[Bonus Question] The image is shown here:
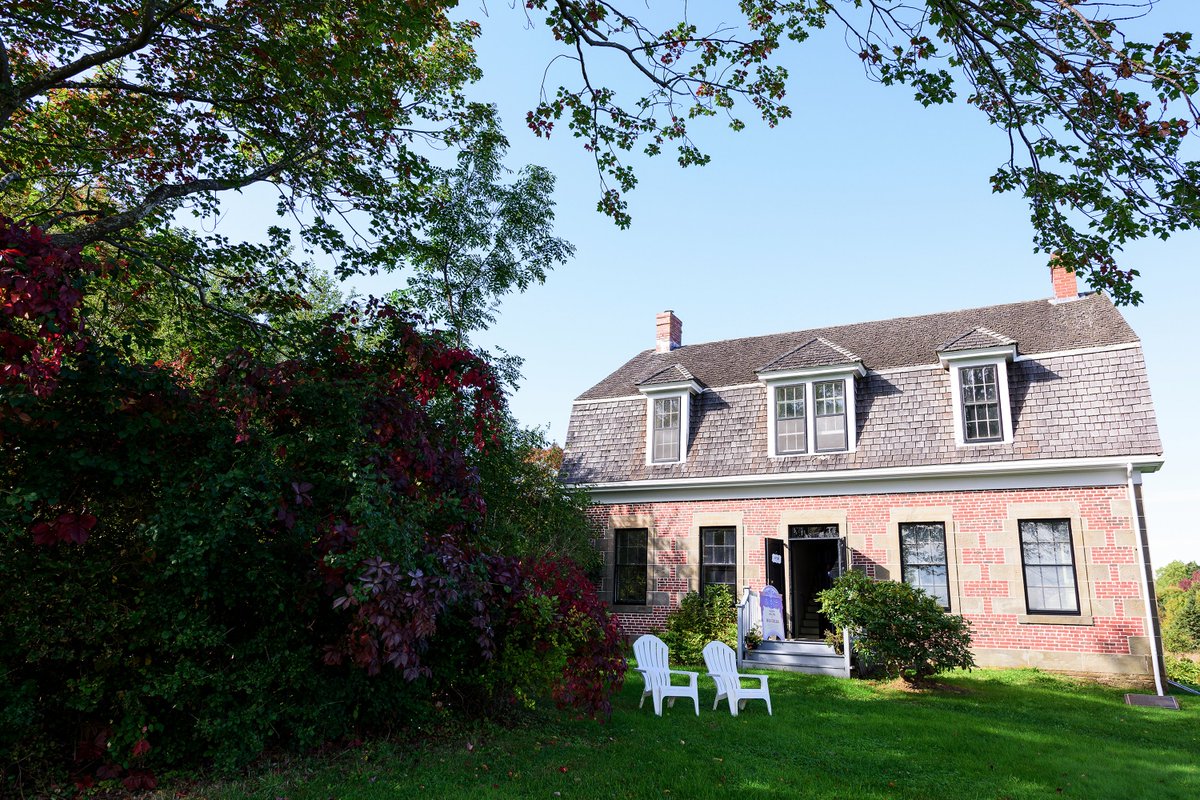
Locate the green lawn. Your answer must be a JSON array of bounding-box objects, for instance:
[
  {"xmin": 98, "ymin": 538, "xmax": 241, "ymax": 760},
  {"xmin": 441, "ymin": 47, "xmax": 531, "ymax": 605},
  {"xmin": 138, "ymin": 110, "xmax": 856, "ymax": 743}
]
[{"xmin": 180, "ymin": 669, "xmax": 1199, "ymax": 800}]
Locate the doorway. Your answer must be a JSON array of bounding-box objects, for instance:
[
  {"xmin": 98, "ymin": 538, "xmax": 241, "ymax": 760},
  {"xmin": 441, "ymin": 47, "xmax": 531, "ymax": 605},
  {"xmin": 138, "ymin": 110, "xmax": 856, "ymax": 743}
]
[{"xmin": 788, "ymin": 537, "xmax": 840, "ymax": 640}]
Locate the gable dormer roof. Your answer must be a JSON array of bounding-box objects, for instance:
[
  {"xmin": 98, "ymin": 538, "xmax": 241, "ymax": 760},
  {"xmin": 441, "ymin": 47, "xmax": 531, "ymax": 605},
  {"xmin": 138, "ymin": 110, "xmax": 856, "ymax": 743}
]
[
  {"xmin": 636, "ymin": 363, "xmax": 698, "ymax": 387},
  {"xmin": 757, "ymin": 336, "xmax": 861, "ymax": 372},
  {"xmin": 938, "ymin": 326, "xmax": 1017, "ymax": 353}
]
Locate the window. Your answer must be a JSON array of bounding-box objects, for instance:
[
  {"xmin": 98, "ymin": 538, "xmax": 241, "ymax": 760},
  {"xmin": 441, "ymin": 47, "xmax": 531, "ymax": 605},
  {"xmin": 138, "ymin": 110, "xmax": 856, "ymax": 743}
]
[
  {"xmin": 813, "ymin": 380, "xmax": 847, "ymax": 452},
  {"xmin": 959, "ymin": 364, "xmax": 1003, "ymax": 443},
  {"xmin": 1019, "ymin": 519, "xmax": 1080, "ymax": 614},
  {"xmin": 774, "ymin": 385, "xmax": 806, "ymax": 454},
  {"xmin": 899, "ymin": 522, "xmax": 950, "ymax": 609},
  {"xmin": 613, "ymin": 528, "xmax": 648, "ymax": 605},
  {"xmin": 700, "ymin": 526, "xmax": 736, "ymax": 596},
  {"xmin": 788, "ymin": 524, "xmax": 840, "ymax": 540},
  {"xmin": 651, "ymin": 396, "xmax": 680, "ymax": 462}
]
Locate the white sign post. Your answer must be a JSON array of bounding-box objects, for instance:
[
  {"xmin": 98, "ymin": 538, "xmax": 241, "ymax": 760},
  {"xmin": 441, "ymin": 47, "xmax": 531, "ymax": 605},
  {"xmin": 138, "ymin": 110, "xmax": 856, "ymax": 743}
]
[{"xmin": 759, "ymin": 585, "xmax": 785, "ymax": 641}]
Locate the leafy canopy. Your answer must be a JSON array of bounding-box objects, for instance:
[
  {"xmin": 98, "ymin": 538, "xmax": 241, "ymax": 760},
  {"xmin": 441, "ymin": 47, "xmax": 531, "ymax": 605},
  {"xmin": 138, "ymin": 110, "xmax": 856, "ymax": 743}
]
[
  {"xmin": 2, "ymin": 1, "xmax": 1197, "ymax": 307},
  {"xmin": 529, "ymin": 0, "xmax": 1200, "ymax": 304}
]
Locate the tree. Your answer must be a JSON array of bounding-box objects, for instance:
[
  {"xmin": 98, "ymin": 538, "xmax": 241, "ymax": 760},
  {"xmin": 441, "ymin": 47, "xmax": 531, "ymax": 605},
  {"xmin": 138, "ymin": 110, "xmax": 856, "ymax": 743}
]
[
  {"xmin": 397, "ymin": 125, "xmax": 575, "ymax": 349},
  {"xmin": 3, "ymin": 1, "xmax": 1197, "ymax": 309},
  {"xmin": 1156, "ymin": 559, "xmax": 1200, "ymax": 593}
]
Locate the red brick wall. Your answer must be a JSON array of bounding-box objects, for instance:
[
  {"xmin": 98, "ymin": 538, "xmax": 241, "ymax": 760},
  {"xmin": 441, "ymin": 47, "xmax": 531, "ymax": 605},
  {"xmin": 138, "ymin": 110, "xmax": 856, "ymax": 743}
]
[{"xmin": 589, "ymin": 485, "xmax": 1152, "ymax": 675}]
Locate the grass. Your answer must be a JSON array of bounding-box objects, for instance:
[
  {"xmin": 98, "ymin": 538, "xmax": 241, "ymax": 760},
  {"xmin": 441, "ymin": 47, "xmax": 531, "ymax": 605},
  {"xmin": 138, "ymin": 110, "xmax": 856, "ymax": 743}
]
[{"xmin": 171, "ymin": 669, "xmax": 1199, "ymax": 800}]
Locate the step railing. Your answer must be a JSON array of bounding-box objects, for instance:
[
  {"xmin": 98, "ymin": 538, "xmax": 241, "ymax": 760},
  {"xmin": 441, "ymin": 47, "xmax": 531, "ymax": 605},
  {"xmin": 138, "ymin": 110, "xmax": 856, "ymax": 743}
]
[{"xmin": 735, "ymin": 586, "xmax": 760, "ymax": 669}]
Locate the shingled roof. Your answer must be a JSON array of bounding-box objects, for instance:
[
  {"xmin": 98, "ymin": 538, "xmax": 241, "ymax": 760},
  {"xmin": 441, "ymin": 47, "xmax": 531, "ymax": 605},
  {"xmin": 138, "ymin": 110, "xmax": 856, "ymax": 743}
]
[{"xmin": 576, "ymin": 293, "xmax": 1136, "ymax": 401}]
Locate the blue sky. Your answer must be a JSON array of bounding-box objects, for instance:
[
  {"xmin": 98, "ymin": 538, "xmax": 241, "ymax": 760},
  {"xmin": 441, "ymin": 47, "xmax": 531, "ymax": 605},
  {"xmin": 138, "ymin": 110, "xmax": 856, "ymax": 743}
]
[{"xmin": 209, "ymin": 4, "xmax": 1200, "ymax": 566}]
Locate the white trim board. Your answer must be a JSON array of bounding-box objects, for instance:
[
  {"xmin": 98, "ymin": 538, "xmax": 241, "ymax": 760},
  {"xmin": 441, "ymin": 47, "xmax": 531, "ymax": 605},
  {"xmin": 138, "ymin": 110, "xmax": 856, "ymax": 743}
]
[{"xmin": 571, "ymin": 456, "xmax": 1163, "ymax": 505}]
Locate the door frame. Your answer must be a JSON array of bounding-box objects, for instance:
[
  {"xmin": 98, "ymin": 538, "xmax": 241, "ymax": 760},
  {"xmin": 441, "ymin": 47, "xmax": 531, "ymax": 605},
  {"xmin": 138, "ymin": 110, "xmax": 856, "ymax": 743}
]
[{"xmin": 786, "ymin": 525, "xmax": 846, "ymax": 639}]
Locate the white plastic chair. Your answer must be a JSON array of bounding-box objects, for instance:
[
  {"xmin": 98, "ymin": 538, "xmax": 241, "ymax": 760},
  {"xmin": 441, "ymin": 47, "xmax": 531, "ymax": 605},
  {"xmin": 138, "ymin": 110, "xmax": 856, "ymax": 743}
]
[
  {"xmin": 702, "ymin": 640, "xmax": 772, "ymax": 717},
  {"xmin": 632, "ymin": 634, "xmax": 699, "ymax": 716}
]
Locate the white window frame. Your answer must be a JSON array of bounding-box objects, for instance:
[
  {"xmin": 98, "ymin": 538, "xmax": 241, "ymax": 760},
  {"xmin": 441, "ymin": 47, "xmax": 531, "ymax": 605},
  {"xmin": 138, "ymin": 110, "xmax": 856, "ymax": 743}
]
[
  {"xmin": 759, "ymin": 363, "xmax": 865, "ymax": 458},
  {"xmin": 939, "ymin": 345, "xmax": 1016, "ymax": 447},
  {"xmin": 639, "ymin": 380, "xmax": 700, "ymax": 466}
]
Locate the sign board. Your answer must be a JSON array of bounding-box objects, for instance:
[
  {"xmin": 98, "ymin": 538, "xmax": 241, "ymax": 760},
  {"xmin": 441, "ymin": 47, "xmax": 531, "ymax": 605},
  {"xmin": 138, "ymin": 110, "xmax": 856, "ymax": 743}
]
[
  {"xmin": 1124, "ymin": 694, "xmax": 1180, "ymax": 710},
  {"xmin": 759, "ymin": 585, "xmax": 785, "ymax": 641}
]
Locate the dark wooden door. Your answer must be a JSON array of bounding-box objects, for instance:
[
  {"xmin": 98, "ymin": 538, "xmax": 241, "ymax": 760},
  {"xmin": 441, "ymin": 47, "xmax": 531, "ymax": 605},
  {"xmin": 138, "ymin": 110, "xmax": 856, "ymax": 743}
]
[{"xmin": 765, "ymin": 538, "xmax": 787, "ymax": 637}]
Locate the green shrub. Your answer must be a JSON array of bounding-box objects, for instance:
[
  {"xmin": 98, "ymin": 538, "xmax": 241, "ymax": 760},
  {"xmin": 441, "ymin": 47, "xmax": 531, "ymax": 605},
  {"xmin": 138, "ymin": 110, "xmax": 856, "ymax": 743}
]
[
  {"xmin": 1165, "ymin": 654, "xmax": 1200, "ymax": 690},
  {"xmin": 661, "ymin": 586, "xmax": 737, "ymax": 666},
  {"xmin": 818, "ymin": 570, "xmax": 975, "ymax": 684},
  {"xmin": 1164, "ymin": 591, "xmax": 1200, "ymax": 653}
]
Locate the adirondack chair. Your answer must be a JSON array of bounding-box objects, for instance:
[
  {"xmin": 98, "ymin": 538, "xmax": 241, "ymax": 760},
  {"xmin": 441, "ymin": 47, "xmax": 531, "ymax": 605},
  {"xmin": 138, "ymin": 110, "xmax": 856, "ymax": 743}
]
[
  {"xmin": 632, "ymin": 634, "xmax": 700, "ymax": 716},
  {"xmin": 702, "ymin": 640, "xmax": 772, "ymax": 717}
]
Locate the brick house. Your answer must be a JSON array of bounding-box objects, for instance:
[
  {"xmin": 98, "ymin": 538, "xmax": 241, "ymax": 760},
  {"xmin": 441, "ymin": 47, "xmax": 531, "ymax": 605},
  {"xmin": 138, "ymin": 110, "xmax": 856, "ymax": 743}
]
[{"xmin": 562, "ymin": 266, "xmax": 1166, "ymax": 682}]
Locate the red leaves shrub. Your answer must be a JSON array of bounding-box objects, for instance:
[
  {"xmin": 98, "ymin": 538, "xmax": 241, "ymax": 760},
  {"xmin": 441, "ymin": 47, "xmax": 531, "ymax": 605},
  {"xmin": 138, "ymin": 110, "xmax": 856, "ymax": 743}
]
[
  {"xmin": 0, "ymin": 217, "xmax": 96, "ymax": 398},
  {"xmin": 30, "ymin": 513, "xmax": 97, "ymax": 545},
  {"xmin": 0, "ymin": 217, "xmax": 620, "ymax": 786},
  {"xmin": 422, "ymin": 555, "xmax": 626, "ymax": 718}
]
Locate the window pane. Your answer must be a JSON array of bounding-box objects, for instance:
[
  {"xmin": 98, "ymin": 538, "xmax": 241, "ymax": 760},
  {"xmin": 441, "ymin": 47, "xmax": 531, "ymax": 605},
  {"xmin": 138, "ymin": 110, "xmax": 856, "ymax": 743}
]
[
  {"xmin": 815, "ymin": 415, "xmax": 846, "ymax": 450},
  {"xmin": 1019, "ymin": 519, "xmax": 1078, "ymax": 613},
  {"xmin": 900, "ymin": 522, "xmax": 950, "ymax": 609},
  {"xmin": 775, "ymin": 385, "xmax": 805, "ymax": 419},
  {"xmin": 814, "ymin": 380, "xmax": 845, "ymax": 415},
  {"xmin": 652, "ymin": 396, "xmax": 681, "ymax": 462},
  {"xmin": 614, "ymin": 529, "xmax": 648, "ymax": 604},
  {"xmin": 776, "ymin": 417, "xmax": 806, "ymax": 454}
]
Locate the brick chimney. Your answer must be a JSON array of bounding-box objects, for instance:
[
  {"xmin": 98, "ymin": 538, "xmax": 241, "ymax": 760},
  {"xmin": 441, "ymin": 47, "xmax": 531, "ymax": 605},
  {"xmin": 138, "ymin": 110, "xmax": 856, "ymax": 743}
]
[
  {"xmin": 655, "ymin": 310, "xmax": 682, "ymax": 353},
  {"xmin": 1050, "ymin": 258, "xmax": 1079, "ymax": 300}
]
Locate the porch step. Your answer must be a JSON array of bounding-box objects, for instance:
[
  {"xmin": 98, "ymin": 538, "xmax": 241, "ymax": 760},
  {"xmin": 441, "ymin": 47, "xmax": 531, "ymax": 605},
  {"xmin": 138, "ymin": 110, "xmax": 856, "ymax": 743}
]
[{"xmin": 744, "ymin": 639, "xmax": 850, "ymax": 677}]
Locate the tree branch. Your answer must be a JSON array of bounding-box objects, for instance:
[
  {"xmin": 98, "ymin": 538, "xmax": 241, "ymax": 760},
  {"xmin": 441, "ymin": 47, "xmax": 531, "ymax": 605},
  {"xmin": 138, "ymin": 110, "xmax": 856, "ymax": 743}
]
[
  {"xmin": 48, "ymin": 156, "xmax": 299, "ymax": 248},
  {"xmin": 3, "ymin": 0, "xmax": 189, "ymax": 126}
]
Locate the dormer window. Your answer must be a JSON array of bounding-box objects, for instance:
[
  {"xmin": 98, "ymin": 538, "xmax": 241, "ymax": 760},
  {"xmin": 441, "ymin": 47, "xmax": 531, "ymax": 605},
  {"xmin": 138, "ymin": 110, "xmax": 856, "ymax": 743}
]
[
  {"xmin": 938, "ymin": 327, "xmax": 1017, "ymax": 447},
  {"xmin": 651, "ymin": 396, "xmax": 681, "ymax": 462},
  {"xmin": 636, "ymin": 364, "xmax": 702, "ymax": 466},
  {"xmin": 758, "ymin": 337, "xmax": 865, "ymax": 458},
  {"xmin": 959, "ymin": 364, "xmax": 1003, "ymax": 443}
]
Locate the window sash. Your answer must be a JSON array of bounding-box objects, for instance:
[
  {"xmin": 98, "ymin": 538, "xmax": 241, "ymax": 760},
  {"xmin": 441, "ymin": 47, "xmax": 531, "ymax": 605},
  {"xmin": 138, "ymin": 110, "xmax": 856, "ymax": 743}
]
[
  {"xmin": 651, "ymin": 396, "xmax": 681, "ymax": 462},
  {"xmin": 775, "ymin": 385, "xmax": 807, "ymax": 454},
  {"xmin": 899, "ymin": 522, "xmax": 950, "ymax": 609},
  {"xmin": 960, "ymin": 365, "xmax": 1003, "ymax": 442},
  {"xmin": 614, "ymin": 528, "xmax": 648, "ymax": 605},
  {"xmin": 700, "ymin": 526, "xmax": 737, "ymax": 595},
  {"xmin": 1019, "ymin": 519, "xmax": 1080, "ymax": 614},
  {"xmin": 813, "ymin": 380, "xmax": 847, "ymax": 452}
]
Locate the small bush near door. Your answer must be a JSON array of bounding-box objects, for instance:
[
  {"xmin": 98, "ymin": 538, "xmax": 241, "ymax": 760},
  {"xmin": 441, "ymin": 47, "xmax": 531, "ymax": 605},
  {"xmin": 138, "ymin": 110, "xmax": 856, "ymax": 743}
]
[
  {"xmin": 661, "ymin": 586, "xmax": 737, "ymax": 666},
  {"xmin": 818, "ymin": 570, "xmax": 975, "ymax": 684}
]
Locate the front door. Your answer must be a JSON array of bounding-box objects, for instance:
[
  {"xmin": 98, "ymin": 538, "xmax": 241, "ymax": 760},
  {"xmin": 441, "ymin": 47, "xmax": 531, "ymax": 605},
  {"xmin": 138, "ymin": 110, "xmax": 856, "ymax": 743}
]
[{"xmin": 765, "ymin": 538, "xmax": 787, "ymax": 637}]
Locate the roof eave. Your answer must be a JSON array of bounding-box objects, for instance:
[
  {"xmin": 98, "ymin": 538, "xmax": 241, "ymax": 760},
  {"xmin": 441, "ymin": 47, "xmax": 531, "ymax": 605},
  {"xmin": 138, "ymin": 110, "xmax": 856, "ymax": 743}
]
[
  {"xmin": 756, "ymin": 362, "xmax": 867, "ymax": 382},
  {"xmin": 937, "ymin": 343, "xmax": 1017, "ymax": 368}
]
